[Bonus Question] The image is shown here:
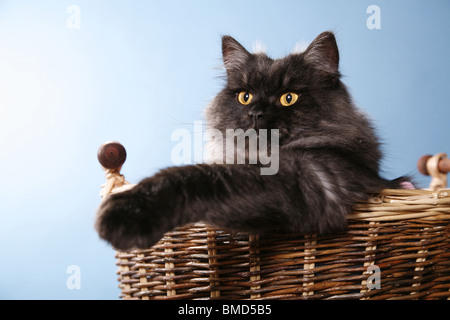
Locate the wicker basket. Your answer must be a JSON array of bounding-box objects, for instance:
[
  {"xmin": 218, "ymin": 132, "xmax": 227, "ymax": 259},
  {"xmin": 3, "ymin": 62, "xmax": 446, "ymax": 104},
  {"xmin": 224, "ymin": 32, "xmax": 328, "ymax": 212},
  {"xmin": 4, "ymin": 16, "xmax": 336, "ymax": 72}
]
[{"xmin": 98, "ymin": 143, "xmax": 450, "ymax": 300}]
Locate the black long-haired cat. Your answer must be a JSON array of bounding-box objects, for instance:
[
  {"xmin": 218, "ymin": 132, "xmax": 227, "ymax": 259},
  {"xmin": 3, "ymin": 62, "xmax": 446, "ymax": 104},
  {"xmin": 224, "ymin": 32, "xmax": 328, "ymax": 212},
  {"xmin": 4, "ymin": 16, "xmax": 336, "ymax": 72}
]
[{"xmin": 96, "ymin": 31, "xmax": 405, "ymax": 251}]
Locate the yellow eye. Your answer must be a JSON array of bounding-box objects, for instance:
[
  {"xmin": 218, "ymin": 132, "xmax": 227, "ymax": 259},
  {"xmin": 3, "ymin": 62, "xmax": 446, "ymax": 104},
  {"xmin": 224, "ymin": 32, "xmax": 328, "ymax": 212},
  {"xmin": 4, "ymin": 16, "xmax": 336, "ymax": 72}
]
[
  {"xmin": 237, "ymin": 91, "xmax": 253, "ymax": 105},
  {"xmin": 280, "ymin": 92, "xmax": 299, "ymax": 106}
]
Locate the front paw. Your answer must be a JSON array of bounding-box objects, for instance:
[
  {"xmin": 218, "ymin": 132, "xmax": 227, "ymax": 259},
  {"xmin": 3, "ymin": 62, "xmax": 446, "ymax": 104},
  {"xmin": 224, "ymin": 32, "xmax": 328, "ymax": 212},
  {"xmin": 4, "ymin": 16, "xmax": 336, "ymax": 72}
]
[{"xmin": 95, "ymin": 188, "xmax": 166, "ymax": 251}]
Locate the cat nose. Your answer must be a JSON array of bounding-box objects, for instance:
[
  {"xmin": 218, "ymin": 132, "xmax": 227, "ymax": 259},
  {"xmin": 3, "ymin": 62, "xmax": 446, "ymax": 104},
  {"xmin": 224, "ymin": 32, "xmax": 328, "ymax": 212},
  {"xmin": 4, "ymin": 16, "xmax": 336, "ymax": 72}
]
[{"xmin": 248, "ymin": 110, "xmax": 265, "ymax": 121}]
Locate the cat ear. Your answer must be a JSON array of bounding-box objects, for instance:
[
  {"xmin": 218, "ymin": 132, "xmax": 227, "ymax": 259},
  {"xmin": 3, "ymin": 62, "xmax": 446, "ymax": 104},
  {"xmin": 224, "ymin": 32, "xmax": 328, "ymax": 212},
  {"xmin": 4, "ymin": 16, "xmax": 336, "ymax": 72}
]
[
  {"xmin": 222, "ymin": 36, "xmax": 251, "ymax": 75},
  {"xmin": 303, "ymin": 31, "xmax": 339, "ymax": 75}
]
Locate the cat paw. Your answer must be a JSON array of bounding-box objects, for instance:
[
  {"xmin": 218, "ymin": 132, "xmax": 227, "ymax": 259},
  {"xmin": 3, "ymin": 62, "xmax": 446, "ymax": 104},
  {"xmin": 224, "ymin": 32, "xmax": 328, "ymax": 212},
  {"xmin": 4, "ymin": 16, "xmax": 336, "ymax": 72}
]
[{"xmin": 95, "ymin": 188, "xmax": 167, "ymax": 251}]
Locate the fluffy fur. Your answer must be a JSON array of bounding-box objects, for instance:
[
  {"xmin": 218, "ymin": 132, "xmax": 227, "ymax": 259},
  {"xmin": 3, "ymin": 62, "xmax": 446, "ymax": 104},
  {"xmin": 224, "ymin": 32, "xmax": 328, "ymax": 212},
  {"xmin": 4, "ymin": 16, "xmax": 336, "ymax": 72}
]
[{"xmin": 96, "ymin": 32, "xmax": 404, "ymax": 251}]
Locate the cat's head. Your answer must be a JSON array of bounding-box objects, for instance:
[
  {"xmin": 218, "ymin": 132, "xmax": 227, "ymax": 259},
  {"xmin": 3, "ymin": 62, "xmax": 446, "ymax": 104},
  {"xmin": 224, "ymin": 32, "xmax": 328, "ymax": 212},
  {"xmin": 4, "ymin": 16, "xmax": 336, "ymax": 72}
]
[
  {"xmin": 206, "ymin": 31, "xmax": 364, "ymax": 140},
  {"xmin": 205, "ymin": 31, "xmax": 381, "ymax": 169}
]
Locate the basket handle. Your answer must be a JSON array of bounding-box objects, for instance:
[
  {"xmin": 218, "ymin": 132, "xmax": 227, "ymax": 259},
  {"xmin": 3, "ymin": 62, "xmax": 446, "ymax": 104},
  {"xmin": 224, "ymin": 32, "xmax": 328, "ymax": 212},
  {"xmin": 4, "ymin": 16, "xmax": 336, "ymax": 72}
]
[
  {"xmin": 417, "ymin": 153, "xmax": 448, "ymax": 190},
  {"xmin": 98, "ymin": 141, "xmax": 133, "ymax": 199}
]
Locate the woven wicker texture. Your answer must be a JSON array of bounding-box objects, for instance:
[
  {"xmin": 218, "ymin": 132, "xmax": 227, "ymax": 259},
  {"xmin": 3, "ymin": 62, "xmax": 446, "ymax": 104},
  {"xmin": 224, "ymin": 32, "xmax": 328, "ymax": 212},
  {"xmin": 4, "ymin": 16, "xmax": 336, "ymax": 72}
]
[{"xmin": 114, "ymin": 189, "xmax": 450, "ymax": 300}]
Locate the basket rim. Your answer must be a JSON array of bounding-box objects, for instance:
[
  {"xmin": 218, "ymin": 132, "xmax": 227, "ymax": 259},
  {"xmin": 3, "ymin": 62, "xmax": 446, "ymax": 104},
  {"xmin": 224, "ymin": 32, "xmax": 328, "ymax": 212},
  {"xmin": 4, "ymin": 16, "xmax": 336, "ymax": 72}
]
[{"xmin": 348, "ymin": 188, "xmax": 450, "ymax": 222}]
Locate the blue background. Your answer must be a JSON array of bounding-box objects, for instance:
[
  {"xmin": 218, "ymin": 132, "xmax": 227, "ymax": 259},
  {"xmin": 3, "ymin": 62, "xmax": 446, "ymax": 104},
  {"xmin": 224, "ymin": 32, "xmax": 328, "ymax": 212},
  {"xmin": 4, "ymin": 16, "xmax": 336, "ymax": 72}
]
[{"xmin": 0, "ymin": 0, "xmax": 449, "ymax": 299}]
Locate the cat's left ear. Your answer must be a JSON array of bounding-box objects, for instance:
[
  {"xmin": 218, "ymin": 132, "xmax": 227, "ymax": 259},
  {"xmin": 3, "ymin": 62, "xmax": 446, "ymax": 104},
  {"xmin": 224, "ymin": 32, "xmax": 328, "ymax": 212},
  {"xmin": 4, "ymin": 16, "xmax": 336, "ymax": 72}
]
[
  {"xmin": 303, "ymin": 31, "xmax": 340, "ymax": 76},
  {"xmin": 222, "ymin": 36, "xmax": 252, "ymax": 76}
]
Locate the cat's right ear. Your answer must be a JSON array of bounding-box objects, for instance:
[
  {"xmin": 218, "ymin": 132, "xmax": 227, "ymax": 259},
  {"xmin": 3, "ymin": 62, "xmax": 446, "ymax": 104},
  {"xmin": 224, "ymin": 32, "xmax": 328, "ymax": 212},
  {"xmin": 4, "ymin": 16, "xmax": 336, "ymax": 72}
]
[{"xmin": 222, "ymin": 36, "xmax": 251, "ymax": 76}]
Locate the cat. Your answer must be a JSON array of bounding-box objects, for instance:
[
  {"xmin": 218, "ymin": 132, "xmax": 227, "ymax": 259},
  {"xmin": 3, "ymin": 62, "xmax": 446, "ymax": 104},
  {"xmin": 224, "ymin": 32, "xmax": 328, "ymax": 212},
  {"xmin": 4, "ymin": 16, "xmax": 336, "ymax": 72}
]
[{"xmin": 96, "ymin": 31, "xmax": 405, "ymax": 251}]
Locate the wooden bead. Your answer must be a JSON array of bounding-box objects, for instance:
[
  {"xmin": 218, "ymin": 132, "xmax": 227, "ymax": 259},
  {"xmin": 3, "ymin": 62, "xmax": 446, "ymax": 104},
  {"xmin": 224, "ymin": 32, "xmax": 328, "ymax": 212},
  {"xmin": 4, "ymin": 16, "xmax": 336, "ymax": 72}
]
[
  {"xmin": 98, "ymin": 141, "xmax": 127, "ymax": 170},
  {"xmin": 417, "ymin": 155, "xmax": 432, "ymax": 176}
]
